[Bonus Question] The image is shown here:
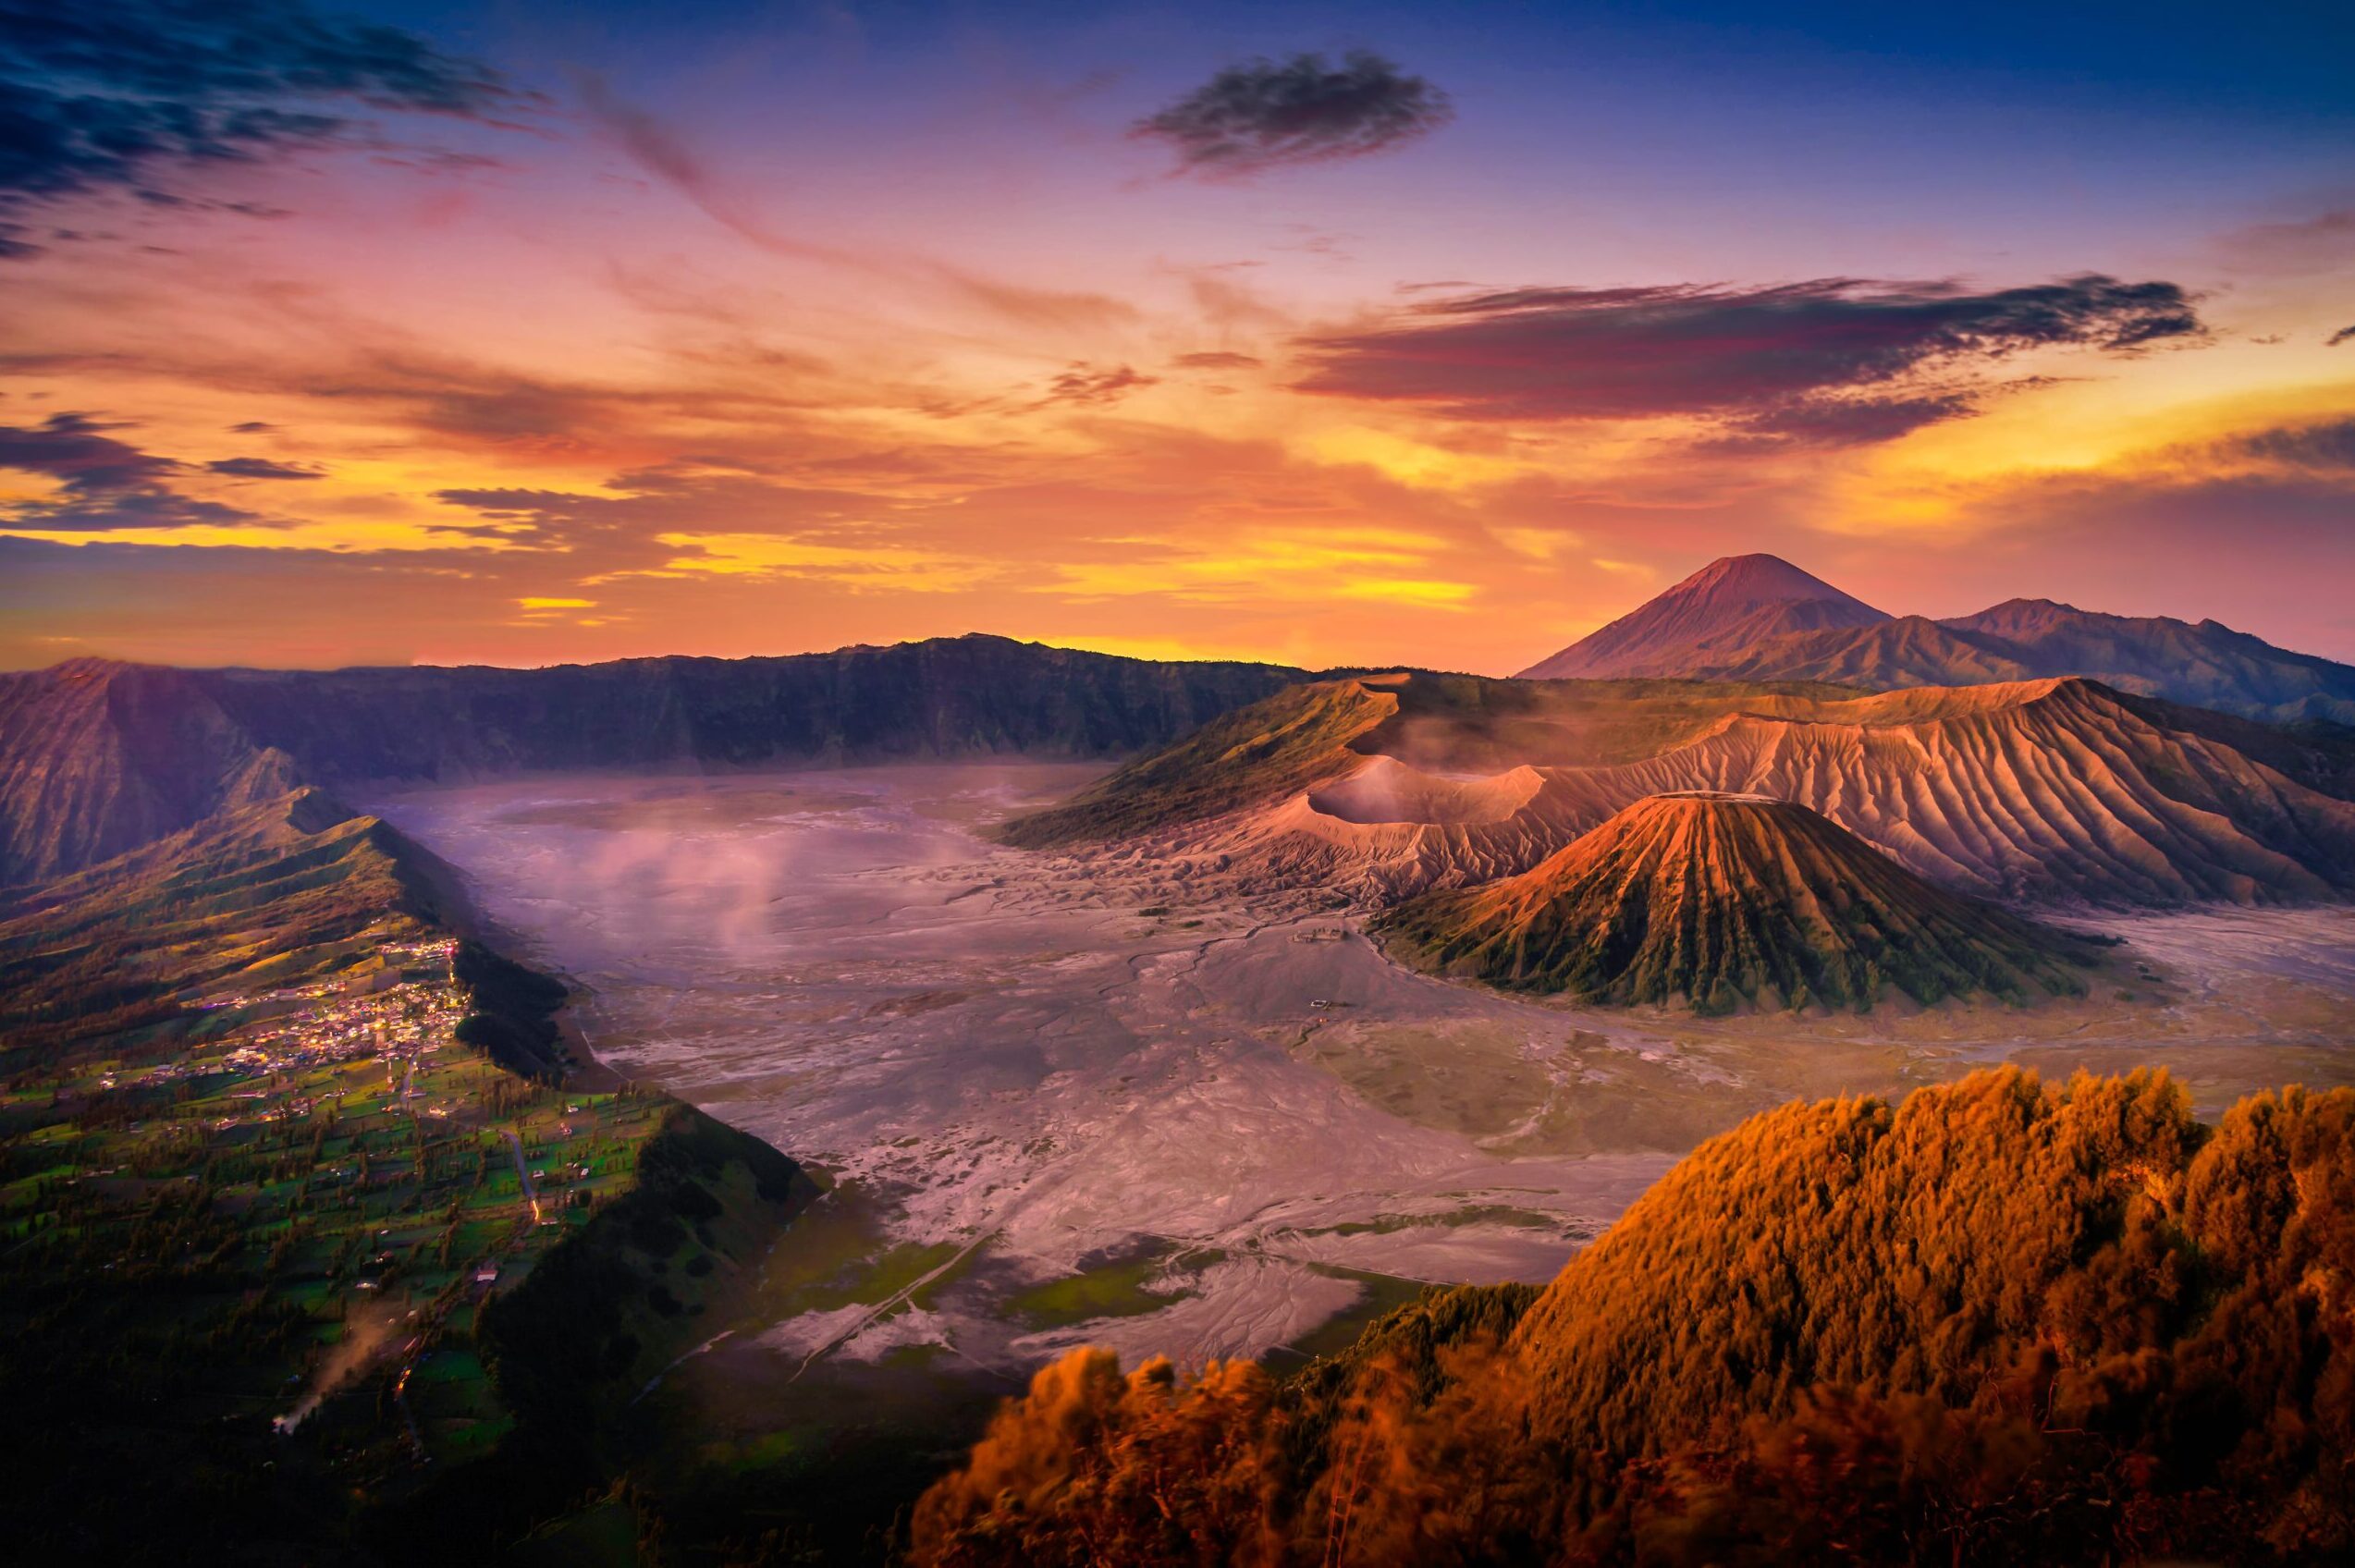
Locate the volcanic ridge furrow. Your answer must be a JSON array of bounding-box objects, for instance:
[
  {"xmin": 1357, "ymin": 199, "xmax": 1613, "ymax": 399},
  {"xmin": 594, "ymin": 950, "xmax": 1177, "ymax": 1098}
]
[
  {"xmin": 1377, "ymin": 792, "xmax": 2099, "ymax": 1013},
  {"xmin": 1012, "ymin": 670, "xmax": 2355, "ymax": 911}
]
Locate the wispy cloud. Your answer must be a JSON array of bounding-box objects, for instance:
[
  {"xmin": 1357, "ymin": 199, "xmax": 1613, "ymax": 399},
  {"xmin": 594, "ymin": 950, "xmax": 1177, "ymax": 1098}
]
[
  {"xmin": 207, "ymin": 456, "xmax": 325, "ymax": 480},
  {"xmin": 576, "ymin": 75, "xmax": 1140, "ymax": 337},
  {"xmin": 575, "ymin": 72, "xmax": 847, "ymax": 264},
  {"xmin": 1038, "ymin": 363, "xmax": 1158, "ymax": 408},
  {"xmin": 1173, "ymin": 350, "xmax": 1264, "ymax": 372},
  {"xmin": 2213, "ymin": 208, "xmax": 2355, "ymax": 277}
]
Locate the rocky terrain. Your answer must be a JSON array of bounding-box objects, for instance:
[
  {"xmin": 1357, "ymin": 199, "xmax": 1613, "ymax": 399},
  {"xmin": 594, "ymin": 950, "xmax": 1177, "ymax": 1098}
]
[
  {"xmin": 1379, "ymin": 792, "xmax": 2100, "ymax": 1011},
  {"xmin": 0, "ymin": 659, "xmax": 299, "ymax": 884},
  {"xmin": 1024, "ymin": 674, "xmax": 2355, "ymax": 907},
  {"xmin": 6, "ymin": 600, "xmax": 2355, "ymax": 1560}
]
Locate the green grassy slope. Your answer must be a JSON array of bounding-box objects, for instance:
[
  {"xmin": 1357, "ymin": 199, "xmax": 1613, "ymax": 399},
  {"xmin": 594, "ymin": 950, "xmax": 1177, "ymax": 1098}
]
[{"xmin": 0, "ymin": 789, "xmax": 816, "ymax": 1564}]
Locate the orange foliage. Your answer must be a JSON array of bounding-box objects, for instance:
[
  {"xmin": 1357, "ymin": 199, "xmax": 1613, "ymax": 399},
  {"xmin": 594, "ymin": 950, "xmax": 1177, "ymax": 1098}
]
[
  {"xmin": 911, "ymin": 1070, "xmax": 2355, "ymax": 1566},
  {"xmin": 911, "ymin": 1351, "xmax": 1286, "ymax": 1567}
]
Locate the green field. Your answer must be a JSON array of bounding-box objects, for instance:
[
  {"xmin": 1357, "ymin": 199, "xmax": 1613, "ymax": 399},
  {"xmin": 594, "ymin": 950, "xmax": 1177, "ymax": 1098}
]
[{"xmin": 0, "ymin": 793, "xmax": 815, "ymax": 1563}]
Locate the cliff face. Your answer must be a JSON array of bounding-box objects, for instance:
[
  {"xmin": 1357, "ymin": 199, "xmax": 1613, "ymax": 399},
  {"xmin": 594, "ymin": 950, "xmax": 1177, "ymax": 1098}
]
[
  {"xmin": 0, "ymin": 638, "xmax": 1305, "ymax": 881},
  {"xmin": 196, "ymin": 634, "xmax": 1305, "ymax": 784},
  {"xmin": 0, "ymin": 658, "xmax": 298, "ymax": 885}
]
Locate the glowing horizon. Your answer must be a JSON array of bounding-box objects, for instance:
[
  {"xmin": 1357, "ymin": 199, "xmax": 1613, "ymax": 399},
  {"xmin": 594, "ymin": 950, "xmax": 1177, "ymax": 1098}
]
[{"xmin": 4, "ymin": 1, "xmax": 2353, "ymax": 674}]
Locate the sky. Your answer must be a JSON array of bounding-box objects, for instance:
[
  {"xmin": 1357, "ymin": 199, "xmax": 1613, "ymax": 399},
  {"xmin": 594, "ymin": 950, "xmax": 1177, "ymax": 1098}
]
[{"xmin": 2, "ymin": 0, "xmax": 2352, "ymax": 673}]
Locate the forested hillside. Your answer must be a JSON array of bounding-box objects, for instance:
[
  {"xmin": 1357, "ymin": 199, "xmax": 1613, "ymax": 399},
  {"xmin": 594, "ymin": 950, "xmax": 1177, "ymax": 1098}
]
[{"xmin": 913, "ymin": 1068, "xmax": 2355, "ymax": 1566}]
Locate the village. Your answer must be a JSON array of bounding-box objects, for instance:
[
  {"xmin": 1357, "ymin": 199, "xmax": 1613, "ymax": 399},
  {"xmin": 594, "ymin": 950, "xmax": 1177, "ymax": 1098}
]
[{"xmin": 0, "ymin": 929, "xmax": 675, "ymax": 1483}]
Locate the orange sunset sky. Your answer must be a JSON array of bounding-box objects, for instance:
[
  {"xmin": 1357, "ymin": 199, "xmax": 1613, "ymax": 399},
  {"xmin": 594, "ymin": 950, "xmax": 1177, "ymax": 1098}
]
[{"xmin": 3, "ymin": 1, "xmax": 2352, "ymax": 673}]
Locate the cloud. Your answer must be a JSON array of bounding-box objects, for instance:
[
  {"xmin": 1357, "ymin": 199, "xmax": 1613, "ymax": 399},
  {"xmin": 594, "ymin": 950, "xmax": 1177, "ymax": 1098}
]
[
  {"xmin": 1132, "ymin": 51, "xmax": 1453, "ymax": 180},
  {"xmin": 206, "ymin": 456, "xmax": 325, "ymax": 479},
  {"xmin": 431, "ymin": 468, "xmax": 902, "ymax": 567},
  {"xmin": 576, "ymin": 77, "xmax": 1137, "ymax": 337},
  {"xmin": 0, "ymin": 0, "xmax": 529, "ymax": 254},
  {"xmin": 938, "ymin": 271, "xmax": 1142, "ymax": 333},
  {"xmin": 1173, "ymin": 350, "xmax": 1264, "ymax": 371},
  {"xmin": 0, "ymin": 411, "xmax": 180, "ymax": 492},
  {"xmin": 2328, "ymin": 325, "xmax": 2355, "ymax": 348},
  {"xmin": 288, "ymin": 339, "xmax": 828, "ymax": 448},
  {"xmin": 227, "ymin": 420, "xmax": 279, "ymax": 434},
  {"xmin": 1700, "ymin": 393, "xmax": 1979, "ymax": 451},
  {"xmin": 2227, "ymin": 417, "xmax": 2355, "ymax": 472},
  {"xmin": 0, "ymin": 487, "xmax": 265, "ymax": 533},
  {"xmin": 0, "ymin": 410, "xmax": 286, "ymax": 532},
  {"xmin": 573, "ymin": 72, "xmax": 835, "ymax": 263},
  {"xmin": 1038, "ymin": 363, "xmax": 1158, "ymax": 407},
  {"xmin": 1292, "ymin": 275, "xmax": 2205, "ymax": 435}
]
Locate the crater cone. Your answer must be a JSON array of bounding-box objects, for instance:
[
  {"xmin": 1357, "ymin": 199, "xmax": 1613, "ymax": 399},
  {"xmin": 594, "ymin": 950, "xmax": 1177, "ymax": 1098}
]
[{"xmin": 1378, "ymin": 791, "xmax": 2099, "ymax": 1013}]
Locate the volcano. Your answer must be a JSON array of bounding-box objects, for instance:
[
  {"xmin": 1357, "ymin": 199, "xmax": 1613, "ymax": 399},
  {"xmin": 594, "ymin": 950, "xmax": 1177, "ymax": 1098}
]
[
  {"xmin": 1517, "ymin": 554, "xmax": 1890, "ymax": 680},
  {"xmin": 1377, "ymin": 791, "xmax": 2098, "ymax": 1012},
  {"xmin": 1517, "ymin": 556, "xmax": 2355, "ymax": 723}
]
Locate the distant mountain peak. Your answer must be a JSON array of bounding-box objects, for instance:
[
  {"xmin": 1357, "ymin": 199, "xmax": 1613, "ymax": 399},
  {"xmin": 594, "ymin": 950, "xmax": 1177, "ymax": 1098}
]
[
  {"xmin": 1517, "ymin": 553, "xmax": 1889, "ymax": 680},
  {"xmin": 1517, "ymin": 563, "xmax": 2355, "ymax": 726},
  {"xmin": 1677, "ymin": 553, "xmax": 1856, "ymax": 598}
]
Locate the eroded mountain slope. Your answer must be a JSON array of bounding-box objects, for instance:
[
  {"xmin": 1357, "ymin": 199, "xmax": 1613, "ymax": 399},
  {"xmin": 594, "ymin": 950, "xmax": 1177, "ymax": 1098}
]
[
  {"xmin": 1379, "ymin": 792, "xmax": 2097, "ymax": 1011},
  {"xmin": 0, "ymin": 659, "xmax": 298, "ymax": 886},
  {"xmin": 1040, "ymin": 675, "xmax": 2355, "ymax": 908}
]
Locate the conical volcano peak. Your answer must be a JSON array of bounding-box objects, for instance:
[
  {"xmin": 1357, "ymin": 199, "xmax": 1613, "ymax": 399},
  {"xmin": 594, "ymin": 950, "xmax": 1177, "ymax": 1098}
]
[
  {"xmin": 1676, "ymin": 553, "xmax": 1858, "ymax": 601},
  {"xmin": 1378, "ymin": 791, "xmax": 2099, "ymax": 1013},
  {"xmin": 1518, "ymin": 555, "xmax": 1890, "ymax": 680}
]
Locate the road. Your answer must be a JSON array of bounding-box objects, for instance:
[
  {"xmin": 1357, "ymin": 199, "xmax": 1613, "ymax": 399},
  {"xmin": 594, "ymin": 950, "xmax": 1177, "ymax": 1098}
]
[{"xmin": 501, "ymin": 1128, "xmax": 542, "ymax": 1224}]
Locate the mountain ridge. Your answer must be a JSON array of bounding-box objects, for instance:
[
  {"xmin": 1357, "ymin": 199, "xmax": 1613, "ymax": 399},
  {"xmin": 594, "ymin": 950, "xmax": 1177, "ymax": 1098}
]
[
  {"xmin": 1518, "ymin": 556, "xmax": 2355, "ymax": 723},
  {"xmin": 1050, "ymin": 673, "xmax": 2355, "ymax": 908},
  {"xmin": 0, "ymin": 636, "xmax": 1306, "ymax": 883}
]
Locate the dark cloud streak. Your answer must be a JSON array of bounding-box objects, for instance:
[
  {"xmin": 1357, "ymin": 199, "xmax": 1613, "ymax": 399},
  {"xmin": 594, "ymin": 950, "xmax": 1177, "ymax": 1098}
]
[
  {"xmin": 0, "ymin": 0, "xmax": 527, "ymax": 254},
  {"xmin": 1700, "ymin": 393, "xmax": 1980, "ymax": 452},
  {"xmin": 0, "ymin": 410, "xmax": 279, "ymax": 532},
  {"xmin": 1037, "ymin": 363, "xmax": 1158, "ymax": 408},
  {"xmin": 207, "ymin": 456, "xmax": 325, "ymax": 479},
  {"xmin": 1132, "ymin": 51, "xmax": 1452, "ymax": 180},
  {"xmin": 0, "ymin": 411, "xmax": 180, "ymax": 493},
  {"xmin": 2230, "ymin": 417, "xmax": 2355, "ymax": 472},
  {"xmin": 1173, "ymin": 350, "xmax": 1264, "ymax": 371},
  {"xmin": 1292, "ymin": 275, "xmax": 2205, "ymax": 439}
]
